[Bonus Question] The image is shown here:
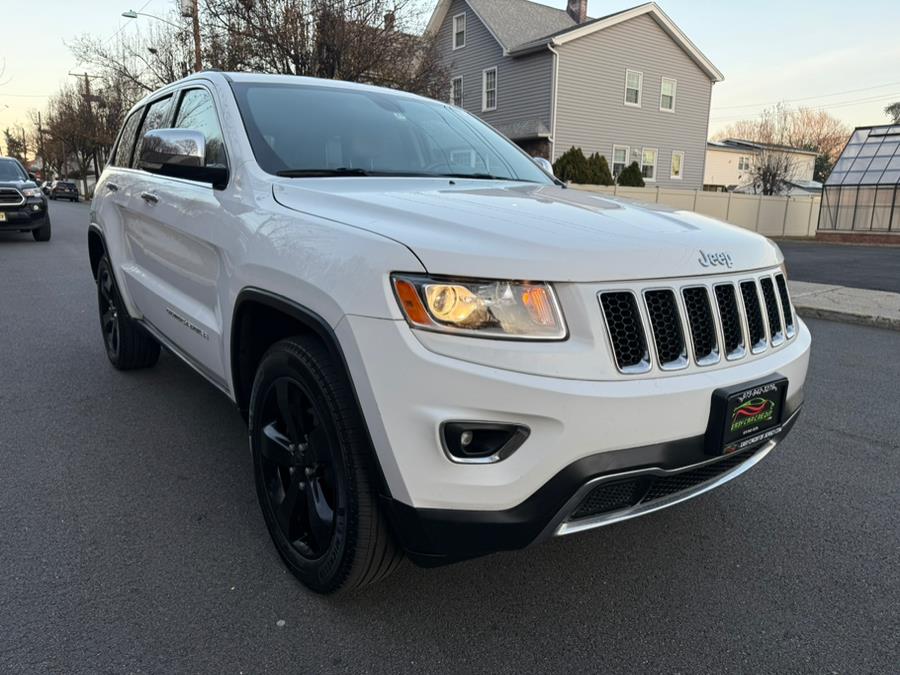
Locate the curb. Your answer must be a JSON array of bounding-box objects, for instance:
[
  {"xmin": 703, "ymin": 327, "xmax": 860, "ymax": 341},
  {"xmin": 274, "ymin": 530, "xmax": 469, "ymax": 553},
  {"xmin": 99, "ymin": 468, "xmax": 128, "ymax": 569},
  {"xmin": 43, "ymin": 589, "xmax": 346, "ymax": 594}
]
[
  {"xmin": 794, "ymin": 306, "xmax": 900, "ymax": 332},
  {"xmin": 789, "ymin": 281, "xmax": 900, "ymax": 332}
]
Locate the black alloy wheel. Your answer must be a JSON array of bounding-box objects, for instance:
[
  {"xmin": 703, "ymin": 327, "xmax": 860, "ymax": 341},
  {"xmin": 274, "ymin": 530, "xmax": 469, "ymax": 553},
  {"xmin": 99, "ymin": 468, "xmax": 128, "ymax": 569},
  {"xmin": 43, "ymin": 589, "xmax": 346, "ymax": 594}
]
[
  {"xmin": 98, "ymin": 262, "xmax": 121, "ymax": 361},
  {"xmin": 258, "ymin": 377, "xmax": 340, "ymax": 559},
  {"xmin": 95, "ymin": 255, "xmax": 160, "ymax": 370},
  {"xmin": 249, "ymin": 337, "xmax": 402, "ymax": 594}
]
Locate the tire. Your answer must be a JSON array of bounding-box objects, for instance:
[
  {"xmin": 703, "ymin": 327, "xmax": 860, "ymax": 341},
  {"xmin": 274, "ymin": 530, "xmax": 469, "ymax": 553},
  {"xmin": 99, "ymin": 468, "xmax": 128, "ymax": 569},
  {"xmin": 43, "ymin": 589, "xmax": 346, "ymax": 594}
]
[
  {"xmin": 249, "ymin": 336, "xmax": 402, "ymax": 594},
  {"xmin": 32, "ymin": 220, "xmax": 51, "ymax": 242},
  {"xmin": 96, "ymin": 255, "xmax": 160, "ymax": 370}
]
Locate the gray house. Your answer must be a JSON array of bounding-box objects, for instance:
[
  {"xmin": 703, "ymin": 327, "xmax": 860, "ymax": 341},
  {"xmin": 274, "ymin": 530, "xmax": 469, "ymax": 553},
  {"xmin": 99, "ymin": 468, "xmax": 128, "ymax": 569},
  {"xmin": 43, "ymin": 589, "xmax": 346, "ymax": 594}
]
[{"xmin": 427, "ymin": 0, "xmax": 723, "ymax": 188}]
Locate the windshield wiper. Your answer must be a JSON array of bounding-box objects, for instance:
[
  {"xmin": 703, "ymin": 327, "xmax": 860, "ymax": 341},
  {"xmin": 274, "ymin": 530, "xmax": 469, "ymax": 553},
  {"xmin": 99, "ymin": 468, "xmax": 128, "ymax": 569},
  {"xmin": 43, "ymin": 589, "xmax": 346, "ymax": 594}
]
[
  {"xmin": 276, "ymin": 168, "xmax": 371, "ymax": 177},
  {"xmin": 437, "ymin": 173, "xmax": 539, "ymax": 183}
]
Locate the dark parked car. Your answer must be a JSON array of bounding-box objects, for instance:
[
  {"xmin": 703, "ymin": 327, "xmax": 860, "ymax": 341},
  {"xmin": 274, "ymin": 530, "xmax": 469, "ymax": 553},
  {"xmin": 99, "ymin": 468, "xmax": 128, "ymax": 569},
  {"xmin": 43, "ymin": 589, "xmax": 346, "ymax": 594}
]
[
  {"xmin": 0, "ymin": 157, "xmax": 51, "ymax": 241},
  {"xmin": 49, "ymin": 180, "xmax": 79, "ymax": 201}
]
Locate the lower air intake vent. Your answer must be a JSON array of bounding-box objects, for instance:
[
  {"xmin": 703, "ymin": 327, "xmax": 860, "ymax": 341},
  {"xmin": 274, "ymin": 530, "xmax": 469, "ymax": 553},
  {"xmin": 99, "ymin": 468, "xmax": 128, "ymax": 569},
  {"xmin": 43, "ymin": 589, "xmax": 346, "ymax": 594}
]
[
  {"xmin": 600, "ymin": 292, "xmax": 650, "ymax": 373},
  {"xmin": 569, "ymin": 450, "xmax": 756, "ymax": 521}
]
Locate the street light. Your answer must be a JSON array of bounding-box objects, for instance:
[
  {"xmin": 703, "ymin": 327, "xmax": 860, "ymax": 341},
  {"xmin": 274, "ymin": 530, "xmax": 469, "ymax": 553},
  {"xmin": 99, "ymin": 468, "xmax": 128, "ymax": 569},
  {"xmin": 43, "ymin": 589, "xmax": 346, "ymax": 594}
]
[
  {"xmin": 121, "ymin": 6, "xmax": 202, "ymax": 72},
  {"xmin": 121, "ymin": 9, "xmax": 181, "ymax": 29}
]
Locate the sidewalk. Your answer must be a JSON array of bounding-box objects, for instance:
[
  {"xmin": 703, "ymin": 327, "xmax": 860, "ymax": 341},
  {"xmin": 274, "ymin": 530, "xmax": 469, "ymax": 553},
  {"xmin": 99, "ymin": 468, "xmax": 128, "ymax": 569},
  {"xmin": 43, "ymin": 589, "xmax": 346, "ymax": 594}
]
[{"xmin": 789, "ymin": 281, "xmax": 900, "ymax": 331}]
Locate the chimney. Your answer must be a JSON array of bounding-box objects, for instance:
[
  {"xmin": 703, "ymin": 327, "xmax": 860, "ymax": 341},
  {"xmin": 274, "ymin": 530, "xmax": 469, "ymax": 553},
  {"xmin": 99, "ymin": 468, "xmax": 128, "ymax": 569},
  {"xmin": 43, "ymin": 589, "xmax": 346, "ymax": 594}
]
[
  {"xmin": 384, "ymin": 11, "xmax": 396, "ymax": 31},
  {"xmin": 566, "ymin": 0, "xmax": 588, "ymax": 23}
]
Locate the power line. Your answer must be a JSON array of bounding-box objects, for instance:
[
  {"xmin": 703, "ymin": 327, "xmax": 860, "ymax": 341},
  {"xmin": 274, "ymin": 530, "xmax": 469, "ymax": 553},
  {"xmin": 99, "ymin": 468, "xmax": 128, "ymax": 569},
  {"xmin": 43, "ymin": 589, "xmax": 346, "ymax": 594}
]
[
  {"xmin": 714, "ymin": 80, "xmax": 900, "ymax": 111},
  {"xmin": 710, "ymin": 92, "xmax": 900, "ymax": 122}
]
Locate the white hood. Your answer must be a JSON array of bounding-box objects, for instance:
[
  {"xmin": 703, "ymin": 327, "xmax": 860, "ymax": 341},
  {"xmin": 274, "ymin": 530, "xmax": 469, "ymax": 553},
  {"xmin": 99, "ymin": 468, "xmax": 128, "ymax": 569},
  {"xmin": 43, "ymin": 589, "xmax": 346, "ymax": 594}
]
[{"xmin": 273, "ymin": 178, "xmax": 782, "ymax": 282}]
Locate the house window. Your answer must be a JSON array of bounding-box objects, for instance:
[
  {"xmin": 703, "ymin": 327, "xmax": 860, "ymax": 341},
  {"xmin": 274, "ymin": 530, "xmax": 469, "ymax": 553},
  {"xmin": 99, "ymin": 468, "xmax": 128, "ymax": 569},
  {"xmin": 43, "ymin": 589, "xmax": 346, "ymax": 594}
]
[
  {"xmin": 624, "ymin": 70, "xmax": 643, "ymax": 107},
  {"xmin": 612, "ymin": 145, "xmax": 630, "ymax": 177},
  {"xmin": 482, "ymin": 67, "xmax": 497, "ymax": 112},
  {"xmin": 451, "ymin": 76, "xmax": 463, "ymax": 107},
  {"xmin": 738, "ymin": 156, "xmax": 751, "ymax": 171},
  {"xmin": 660, "ymin": 78, "xmax": 677, "ymax": 112},
  {"xmin": 671, "ymin": 151, "xmax": 684, "ymax": 179},
  {"xmin": 453, "ymin": 13, "xmax": 466, "ymax": 50},
  {"xmin": 641, "ymin": 148, "xmax": 658, "ymax": 181}
]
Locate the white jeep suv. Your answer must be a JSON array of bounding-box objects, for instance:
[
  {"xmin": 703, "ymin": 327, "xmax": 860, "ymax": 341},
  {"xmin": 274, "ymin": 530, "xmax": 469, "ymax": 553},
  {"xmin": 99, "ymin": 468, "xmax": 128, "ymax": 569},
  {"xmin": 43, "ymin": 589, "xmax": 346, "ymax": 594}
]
[{"xmin": 89, "ymin": 72, "xmax": 810, "ymax": 593}]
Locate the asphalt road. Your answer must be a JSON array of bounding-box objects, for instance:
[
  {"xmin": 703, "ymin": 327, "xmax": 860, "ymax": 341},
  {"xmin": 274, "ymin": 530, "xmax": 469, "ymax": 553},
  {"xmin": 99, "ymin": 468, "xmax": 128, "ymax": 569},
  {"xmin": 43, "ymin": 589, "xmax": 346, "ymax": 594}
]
[
  {"xmin": 2, "ymin": 202, "xmax": 898, "ymax": 673},
  {"xmin": 779, "ymin": 240, "xmax": 900, "ymax": 294}
]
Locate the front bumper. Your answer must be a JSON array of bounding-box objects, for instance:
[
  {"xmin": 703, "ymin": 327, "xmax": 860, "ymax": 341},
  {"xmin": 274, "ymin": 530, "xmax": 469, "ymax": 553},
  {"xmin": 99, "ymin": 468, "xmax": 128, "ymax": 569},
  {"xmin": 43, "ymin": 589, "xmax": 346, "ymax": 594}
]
[
  {"xmin": 386, "ymin": 408, "xmax": 800, "ymax": 566},
  {"xmin": 0, "ymin": 201, "xmax": 49, "ymax": 231},
  {"xmin": 336, "ymin": 314, "xmax": 810, "ymax": 564}
]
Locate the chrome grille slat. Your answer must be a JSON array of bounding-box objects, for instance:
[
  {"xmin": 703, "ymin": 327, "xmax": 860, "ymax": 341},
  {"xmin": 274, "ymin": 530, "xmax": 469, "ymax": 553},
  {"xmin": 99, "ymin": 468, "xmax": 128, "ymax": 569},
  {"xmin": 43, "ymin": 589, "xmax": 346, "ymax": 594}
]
[
  {"xmin": 759, "ymin": 276, "xmax": 785, "ymax": 346},
  {"xmin": 775, "ymin": 274, "xmax": 796, "ymax": 339},
  {"xmin": 599, "ymin": 291, "xmax": 651, "ymax": 374},
  {"xmin": 643, "ymin": 289, "xmax": 688, "ymax": 370},
  {"xmin": 682, "ymin": 286, "xmax": 720, "ymax": 366},
  {"xmin": 740, "ymin": 280, "xmax": 767, "ymax": 353},
  {"xmin": 713, "ymin": 283, "xmax": 746, "ymax": 360}
]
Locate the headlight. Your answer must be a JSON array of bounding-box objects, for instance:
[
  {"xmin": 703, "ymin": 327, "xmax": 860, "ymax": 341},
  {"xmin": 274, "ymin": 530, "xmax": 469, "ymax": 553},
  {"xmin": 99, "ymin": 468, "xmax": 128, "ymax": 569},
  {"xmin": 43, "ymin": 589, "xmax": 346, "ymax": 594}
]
[
  {"xmin": 22, "ymin": 187, "xmax": 43, "ymax": 198},
  {"xmin": 392, "ymin": 274, "xmax": 567, "ymax": 340}
]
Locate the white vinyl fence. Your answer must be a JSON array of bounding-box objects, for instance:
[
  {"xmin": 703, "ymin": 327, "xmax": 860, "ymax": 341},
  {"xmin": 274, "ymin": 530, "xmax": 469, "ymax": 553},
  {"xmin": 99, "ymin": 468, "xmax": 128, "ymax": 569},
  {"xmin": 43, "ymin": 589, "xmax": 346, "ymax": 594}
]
[{"xmin": 571, "ymin": 184, "xmax": 821, "ymax": 238}]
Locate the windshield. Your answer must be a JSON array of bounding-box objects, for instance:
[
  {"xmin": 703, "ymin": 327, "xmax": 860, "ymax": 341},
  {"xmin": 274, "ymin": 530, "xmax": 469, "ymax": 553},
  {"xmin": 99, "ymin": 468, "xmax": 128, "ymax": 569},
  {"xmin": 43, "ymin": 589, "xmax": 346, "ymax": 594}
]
[
  {"xmin": 0, "ymin": 159, "xmax": 27, "ymax": 182},
  {"xmin": 231, "ymin": 82, "xmax": 552, "ymax": 184}
]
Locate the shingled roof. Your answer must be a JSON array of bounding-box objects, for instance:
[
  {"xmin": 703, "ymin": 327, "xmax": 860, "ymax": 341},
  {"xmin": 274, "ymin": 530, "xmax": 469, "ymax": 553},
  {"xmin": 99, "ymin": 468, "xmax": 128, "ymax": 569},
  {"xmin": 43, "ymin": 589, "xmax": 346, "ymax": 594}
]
[{"xmin": 426, "ymin": 0, "xmax": 723, "ymax": 82}]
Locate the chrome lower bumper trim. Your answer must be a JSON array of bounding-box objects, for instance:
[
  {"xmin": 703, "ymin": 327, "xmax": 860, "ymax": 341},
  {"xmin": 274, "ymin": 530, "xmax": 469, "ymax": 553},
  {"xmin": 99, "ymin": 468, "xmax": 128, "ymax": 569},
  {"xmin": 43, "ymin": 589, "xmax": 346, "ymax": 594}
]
[{"xmin": 544, "ymin": 411, "xmax": 797, "ymax": 539}]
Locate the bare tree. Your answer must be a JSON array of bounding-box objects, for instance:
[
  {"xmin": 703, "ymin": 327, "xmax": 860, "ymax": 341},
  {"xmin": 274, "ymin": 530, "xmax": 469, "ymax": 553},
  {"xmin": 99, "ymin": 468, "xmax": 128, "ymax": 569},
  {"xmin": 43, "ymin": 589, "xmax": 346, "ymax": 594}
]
[
  {"xmin": 716, "ymin": 104, "xmax": 851, "ymax": 182},
  {"xmin": 886, "ymin": 102, "xmax": 900, "ymax": 124},
  {"xmin": 746, "ymin": 147, "xmax": 798, "ymax": 196}
]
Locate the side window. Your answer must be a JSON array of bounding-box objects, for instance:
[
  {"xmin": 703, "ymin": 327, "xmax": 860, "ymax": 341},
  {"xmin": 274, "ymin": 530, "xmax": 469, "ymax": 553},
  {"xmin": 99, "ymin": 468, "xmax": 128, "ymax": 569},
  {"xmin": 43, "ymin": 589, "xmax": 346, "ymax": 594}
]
[
  {"xmin": 132, "ymin": 95, "xmax": 174, "ymax": 168},
  {"xmin": 112, "ymin": 108, "xmax": 144, "ymax": 168},
  {"xmin": 173, "ymin": 88, "xmax": 228, "ymax": 168}
]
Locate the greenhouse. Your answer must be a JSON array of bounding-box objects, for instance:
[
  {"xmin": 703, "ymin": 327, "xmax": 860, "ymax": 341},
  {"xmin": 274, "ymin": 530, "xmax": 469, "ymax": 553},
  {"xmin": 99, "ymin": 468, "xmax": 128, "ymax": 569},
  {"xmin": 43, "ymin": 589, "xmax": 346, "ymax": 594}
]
[{"xmin": 819, "ymin": 125, "xmax": 900, "ymax": 232}]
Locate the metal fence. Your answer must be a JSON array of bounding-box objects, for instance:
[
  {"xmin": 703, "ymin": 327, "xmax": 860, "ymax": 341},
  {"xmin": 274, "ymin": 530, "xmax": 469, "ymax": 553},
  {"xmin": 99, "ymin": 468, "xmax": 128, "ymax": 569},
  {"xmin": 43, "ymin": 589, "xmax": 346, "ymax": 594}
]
[{"xmin": 571, "ymin": 184, "xmax": 821, "ymax": 238}]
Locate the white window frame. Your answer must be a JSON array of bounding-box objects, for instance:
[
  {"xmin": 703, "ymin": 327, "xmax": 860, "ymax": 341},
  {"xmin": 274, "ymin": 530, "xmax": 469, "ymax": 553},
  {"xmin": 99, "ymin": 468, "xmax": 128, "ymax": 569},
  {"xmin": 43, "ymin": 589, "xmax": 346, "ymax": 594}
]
[
  {"xmin": 452, "ymin": 13, "xmax": 466, "ymax": 50},
  {"xmin": 670, "ymin": 150, "xmax": 684, "ymax": 180},
  {"xmin": 641, "ymin": 147, "xmax": 658, "ymax": 182},
  {"xmin": 450, "ymin": 76, "xmax": 463, "ymax": 107},
  {"xmin": 482, "ymin": 67, "xmax": 498, "ymax": 112},
  {"xmin": 660, "ymin": 77, "xmax": 677, "ymax": 112},
  {"xmin": 612, "ymin": 144, "xmax": 630, "ymax": 177},
  {"xmin": 624, "ymin": 69, "xmax": 643, "ymax": 108}
]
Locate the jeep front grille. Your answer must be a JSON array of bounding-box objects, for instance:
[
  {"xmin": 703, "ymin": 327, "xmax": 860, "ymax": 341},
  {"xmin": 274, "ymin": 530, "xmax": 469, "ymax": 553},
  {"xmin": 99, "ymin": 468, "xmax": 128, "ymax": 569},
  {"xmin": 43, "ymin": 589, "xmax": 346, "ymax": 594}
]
[{"xmin": 599, "ymin": 270, "xmax": 795, "ymax": 374}]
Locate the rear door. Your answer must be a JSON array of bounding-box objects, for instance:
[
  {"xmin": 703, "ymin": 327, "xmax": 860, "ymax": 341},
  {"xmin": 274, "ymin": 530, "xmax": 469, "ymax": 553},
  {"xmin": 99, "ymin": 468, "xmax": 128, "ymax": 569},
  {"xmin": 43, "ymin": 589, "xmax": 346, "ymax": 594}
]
[{"xmin": 119, "ymin": 86, "xmax": 232, "ymax": 387}]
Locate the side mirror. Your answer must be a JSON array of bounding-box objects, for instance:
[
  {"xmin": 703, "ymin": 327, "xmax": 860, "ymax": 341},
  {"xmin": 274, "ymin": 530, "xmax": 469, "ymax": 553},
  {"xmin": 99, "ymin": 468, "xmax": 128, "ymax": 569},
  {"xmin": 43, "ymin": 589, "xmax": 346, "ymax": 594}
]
[
  {"xmin": 139, "ymin": 128, "xmax": 227, "ymax": 188},
  {"xmin": 532, "ymin": 156, "xmax": 554, "ymax": 177},
  {"xmin": 28, "ymin": 172, "xmax": 37, "ymax": 182}
]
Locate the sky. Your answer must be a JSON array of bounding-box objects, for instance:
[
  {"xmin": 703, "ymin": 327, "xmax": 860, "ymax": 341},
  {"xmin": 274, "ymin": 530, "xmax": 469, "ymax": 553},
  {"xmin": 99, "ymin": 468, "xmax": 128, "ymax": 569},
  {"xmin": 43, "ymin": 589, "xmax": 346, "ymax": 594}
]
[{"xmin": 1, "ymin": 0, "xmax": 899, "ymax": 143}]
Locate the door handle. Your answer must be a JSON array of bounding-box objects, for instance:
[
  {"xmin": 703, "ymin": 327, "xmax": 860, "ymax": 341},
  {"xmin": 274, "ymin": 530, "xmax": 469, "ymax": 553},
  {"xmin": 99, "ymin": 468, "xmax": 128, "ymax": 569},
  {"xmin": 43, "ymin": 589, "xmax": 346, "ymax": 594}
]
[
  {"xmin": 107, "ymin": 182, "xmax": 119, "ymax": 192},
  {"xmin": 140, "ymin": 191, "xmax": 159, "ymax": 205}
]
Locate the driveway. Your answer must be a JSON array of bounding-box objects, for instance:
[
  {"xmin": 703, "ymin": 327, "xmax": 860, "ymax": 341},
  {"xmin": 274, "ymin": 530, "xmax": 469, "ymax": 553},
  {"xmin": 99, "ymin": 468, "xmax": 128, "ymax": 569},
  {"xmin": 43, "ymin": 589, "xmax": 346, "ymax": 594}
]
[
  {"xmin": 779, "ymin": 240, "xmax": 900, "ymax": 293},
  {"xmin": 1, "ymin": 201, "xmax": 898, "ymax": 673}
]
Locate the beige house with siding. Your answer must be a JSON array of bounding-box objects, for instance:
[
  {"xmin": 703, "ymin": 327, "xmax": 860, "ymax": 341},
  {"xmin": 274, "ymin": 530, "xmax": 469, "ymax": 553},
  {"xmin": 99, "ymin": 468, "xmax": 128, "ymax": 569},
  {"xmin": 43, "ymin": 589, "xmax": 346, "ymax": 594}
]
[
  {"xmin": 704, "ymin": 139, "xmax": 817, "ymax": 192},
  {"xmin": 427, "ymin": 0, "xmax": 724, "ymax": 189}
]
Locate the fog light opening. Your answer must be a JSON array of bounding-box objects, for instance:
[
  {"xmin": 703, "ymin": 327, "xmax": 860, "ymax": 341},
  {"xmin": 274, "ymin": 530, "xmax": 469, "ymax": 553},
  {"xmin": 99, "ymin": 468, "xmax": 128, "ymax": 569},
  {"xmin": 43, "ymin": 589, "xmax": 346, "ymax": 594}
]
[{"xmin": 441, "ymin": 421, "xmax": 530, "ymax": 464}]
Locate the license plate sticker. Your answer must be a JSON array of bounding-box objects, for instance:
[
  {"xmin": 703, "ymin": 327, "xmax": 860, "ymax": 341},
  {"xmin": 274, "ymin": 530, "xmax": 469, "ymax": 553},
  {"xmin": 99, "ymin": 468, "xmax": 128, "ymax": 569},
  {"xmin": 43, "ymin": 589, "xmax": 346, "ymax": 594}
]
[{"xmin": 706, "ymin": 376, "xmax": 788, "ymax": 455}]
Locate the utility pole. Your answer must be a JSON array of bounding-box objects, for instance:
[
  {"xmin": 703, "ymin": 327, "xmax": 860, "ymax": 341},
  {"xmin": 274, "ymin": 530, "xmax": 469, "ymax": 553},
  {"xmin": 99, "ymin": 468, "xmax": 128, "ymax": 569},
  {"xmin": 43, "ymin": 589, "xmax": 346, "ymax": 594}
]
[
  {"xmin": 182, "ymin": 0, "xmax": 202, "ymax": 72},
  {"xmin": 68, "ymin": 71, "xmax": 103, "ymax": 198},
  {"xmin": 37, "ymin": 111, "xmax": 46, "ymax": 181}
]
